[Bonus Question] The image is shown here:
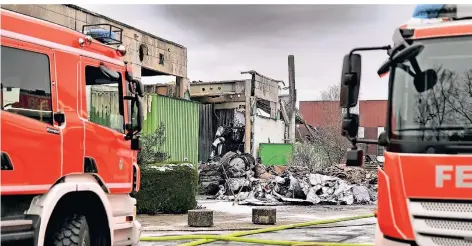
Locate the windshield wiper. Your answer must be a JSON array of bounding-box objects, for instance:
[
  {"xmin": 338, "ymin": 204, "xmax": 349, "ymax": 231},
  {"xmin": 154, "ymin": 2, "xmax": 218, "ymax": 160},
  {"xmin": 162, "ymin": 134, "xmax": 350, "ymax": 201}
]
[
  {"xmin": 444, "ymin": 145, "xmax": 472, "ymax": 151},
  {"xmin": 397, "ymin": 126, "xmax": 472, "ymax": 143},
  {"xmin": 452, "ymin": 17, "xmax": 472, "ymax": 21}
]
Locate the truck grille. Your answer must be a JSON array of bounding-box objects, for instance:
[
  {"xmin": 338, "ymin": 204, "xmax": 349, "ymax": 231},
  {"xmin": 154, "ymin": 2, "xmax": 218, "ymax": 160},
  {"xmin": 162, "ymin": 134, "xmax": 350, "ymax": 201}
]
[
  {"xmin": 431, "ymin": 236, "xmax": 472, "ymax": 246},
  {"xmin": 409, "ymin": 200, "xmax": 472, "ymax": 246},
  {"xmin": 425, "ymin": 219, "xmax": 472, "ymax": 231},
  {"xmin": 420, "ymin": 201, "xmax": 472, "ymax": 213}
]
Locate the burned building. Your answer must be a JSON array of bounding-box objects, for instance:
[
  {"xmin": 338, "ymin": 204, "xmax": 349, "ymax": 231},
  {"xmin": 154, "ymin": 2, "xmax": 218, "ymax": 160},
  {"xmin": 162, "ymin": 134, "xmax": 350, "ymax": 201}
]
[{"xmin": 191, "ymin": 71, "xmax": 286, "ymax": 162}]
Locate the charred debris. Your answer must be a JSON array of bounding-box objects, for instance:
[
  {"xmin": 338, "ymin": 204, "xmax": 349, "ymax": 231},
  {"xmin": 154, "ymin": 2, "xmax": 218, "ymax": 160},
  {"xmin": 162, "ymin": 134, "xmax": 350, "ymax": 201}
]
[{"xmin": 199, "ymin": 151, "xmax": 378, "ymax": 206}]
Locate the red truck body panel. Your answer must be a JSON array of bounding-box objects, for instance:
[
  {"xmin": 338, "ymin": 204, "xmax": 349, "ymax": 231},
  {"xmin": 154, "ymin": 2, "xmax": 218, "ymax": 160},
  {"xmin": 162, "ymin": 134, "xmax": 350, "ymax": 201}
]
[{"xmin": 1, "ymin": 9, "xmax": 136, "ymax": 195}]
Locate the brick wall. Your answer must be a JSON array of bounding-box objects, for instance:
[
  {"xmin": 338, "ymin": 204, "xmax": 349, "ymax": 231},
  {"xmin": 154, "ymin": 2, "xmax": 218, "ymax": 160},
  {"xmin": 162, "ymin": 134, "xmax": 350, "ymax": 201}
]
[
  {"xmin": 300, "ymin": 100, "xmax": 388, "ymax": 156},
  {"xmin": 299, "ymin": 101, "xmax": 341, "ymax": 127},
  {"xmin": 300, "ymin": 100, "xmax": 387, "ymax": 128},
  {"xmin": 359, "ymin": 100, "xmax": 387, "ymax": 128}
]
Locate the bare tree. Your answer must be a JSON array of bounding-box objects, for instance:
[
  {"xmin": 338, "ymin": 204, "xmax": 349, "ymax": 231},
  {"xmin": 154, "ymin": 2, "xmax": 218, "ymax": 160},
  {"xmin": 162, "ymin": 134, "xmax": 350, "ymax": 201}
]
[
  {"xmin": 412, "ymin": 65, "xmax": 455, "ymax": 140},
  {"xmin": 292, "ymin": 84, "xmax": 351, "ymax": 170},
  {"xmin": 320, "ymin": 84, "xmax": 340, "ymax": 101},
  {"xmin": 316, "ymin": 85, "xmax": 351, "ymax": 165},
  {"xmin": 446, "ymin": 69, "xmax": 472, "ymax": 125},
  {"xmin": 411, "ymin": 66, "xmax": 472, "ymax": 141}
]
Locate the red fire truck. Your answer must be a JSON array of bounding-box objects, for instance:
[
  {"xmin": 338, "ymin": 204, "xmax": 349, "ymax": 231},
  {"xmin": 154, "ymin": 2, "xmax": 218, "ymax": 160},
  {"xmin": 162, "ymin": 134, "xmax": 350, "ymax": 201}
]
[
  {"xmin": 1, "ymin": 8, "xmax": 144, "ymax": 246},
  {"xmin": 339, "ymin": 4, "xmax": 472, "ymax": 246}
]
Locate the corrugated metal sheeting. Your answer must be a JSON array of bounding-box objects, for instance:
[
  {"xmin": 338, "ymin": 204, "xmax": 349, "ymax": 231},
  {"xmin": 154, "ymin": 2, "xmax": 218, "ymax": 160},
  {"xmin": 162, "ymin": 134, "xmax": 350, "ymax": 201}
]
[
  {"xmin": 197, "ymin": 108, "xmax": 238, "ymax": 162},
  {"xmin": 88, "ymin": 85, "xmax": 200, "ymax": 165},
  {"xmin": 199, "ymin": 104, "xmax": 214, "ymax": 162},
  {"xmin": 142, "ymin": 94, "xmax": 200, "ymax": 165},
  {"xmin": 214, "ymin": 109, "xmax": 235, "ymax": 131}
]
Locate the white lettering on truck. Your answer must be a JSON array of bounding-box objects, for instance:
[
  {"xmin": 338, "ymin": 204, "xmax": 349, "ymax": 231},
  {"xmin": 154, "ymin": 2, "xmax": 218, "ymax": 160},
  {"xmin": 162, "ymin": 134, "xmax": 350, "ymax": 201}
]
[{"xmin": 436, "ymin": 165, "xmax": 472, "ymax": 188}]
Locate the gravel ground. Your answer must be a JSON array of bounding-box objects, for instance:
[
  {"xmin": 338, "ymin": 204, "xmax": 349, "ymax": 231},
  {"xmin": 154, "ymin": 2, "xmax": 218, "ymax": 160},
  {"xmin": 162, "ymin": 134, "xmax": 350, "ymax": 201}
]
[{"xmin": 139, "ymin": 199, "xmax": 376, "ymax": 245}]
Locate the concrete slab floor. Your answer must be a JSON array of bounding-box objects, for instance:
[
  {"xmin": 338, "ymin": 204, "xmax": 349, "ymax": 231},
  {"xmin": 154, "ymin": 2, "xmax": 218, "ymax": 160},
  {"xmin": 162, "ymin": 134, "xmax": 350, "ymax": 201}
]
[{"xmin": 139, "ymin": 200, "xmax": 376, "ymax": 245}]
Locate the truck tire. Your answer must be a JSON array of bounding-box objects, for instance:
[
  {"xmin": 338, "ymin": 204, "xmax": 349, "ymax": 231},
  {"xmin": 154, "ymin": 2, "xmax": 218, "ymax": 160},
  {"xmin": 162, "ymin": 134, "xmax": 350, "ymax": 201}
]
[{"xmin": 53, "ymin": 214, "xmax": 90, "ymax": 246}]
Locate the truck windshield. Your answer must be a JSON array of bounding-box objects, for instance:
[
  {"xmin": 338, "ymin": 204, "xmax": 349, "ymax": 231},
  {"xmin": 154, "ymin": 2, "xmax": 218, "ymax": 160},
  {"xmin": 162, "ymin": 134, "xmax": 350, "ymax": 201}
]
[{"xmin": 391, "ymin": 36, "xmax": 472, "ymax": 142}]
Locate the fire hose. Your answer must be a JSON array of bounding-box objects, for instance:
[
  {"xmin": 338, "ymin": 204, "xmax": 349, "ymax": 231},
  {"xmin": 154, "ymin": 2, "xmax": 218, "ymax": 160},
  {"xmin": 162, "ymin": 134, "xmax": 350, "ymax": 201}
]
[{"xmin": 140, "ymin": 213, "xmax": 375, "ymax": 246}]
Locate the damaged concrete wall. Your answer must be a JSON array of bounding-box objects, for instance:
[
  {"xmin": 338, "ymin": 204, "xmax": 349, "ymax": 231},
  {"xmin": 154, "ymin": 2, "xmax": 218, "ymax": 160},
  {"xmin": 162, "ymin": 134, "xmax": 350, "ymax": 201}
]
[
  {"xmin": 253, "ymin": 116, "xmax": 285, "ymax": 157},
  {"xmin": 254, "ymin": 75, "xmax": 279, "ymax": 103}
]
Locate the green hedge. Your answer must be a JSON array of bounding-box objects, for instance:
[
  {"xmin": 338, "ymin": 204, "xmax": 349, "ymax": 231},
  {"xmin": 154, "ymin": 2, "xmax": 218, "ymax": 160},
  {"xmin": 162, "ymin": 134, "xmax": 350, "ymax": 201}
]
[{"xmin": 136, "ymin": 163, "xmax": 197, "ymax": 215}]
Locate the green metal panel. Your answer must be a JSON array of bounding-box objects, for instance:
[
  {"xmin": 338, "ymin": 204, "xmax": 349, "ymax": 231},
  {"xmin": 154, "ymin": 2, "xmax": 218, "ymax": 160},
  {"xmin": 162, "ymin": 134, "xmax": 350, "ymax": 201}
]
[
  {"xmin": 259, "ymin": 143, "xmax": 293, "ymax": 166},
  {"xmin": 88, "ymin": 87, "xmax": 200, "ymax": 166},
  {"xmin": 143, "ymin": 94, "xmax": 200, "ymax": 166}
]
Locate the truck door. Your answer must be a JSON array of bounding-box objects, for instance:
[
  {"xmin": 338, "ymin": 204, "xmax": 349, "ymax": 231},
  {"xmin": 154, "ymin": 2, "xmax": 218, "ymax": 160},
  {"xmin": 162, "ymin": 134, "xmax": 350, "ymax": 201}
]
[
  {"xmin": 1, "ymin": 37, "xmax": 61, "ymax": 194},
  {"xmin": 80, "ymin": 57, "xmax": 133, "ymax": 193}
]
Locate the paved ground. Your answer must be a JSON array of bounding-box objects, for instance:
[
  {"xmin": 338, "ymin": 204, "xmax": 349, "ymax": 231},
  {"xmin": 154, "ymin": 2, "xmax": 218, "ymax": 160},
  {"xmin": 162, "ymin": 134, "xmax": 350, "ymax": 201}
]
[{"xmin": 139, "ymin": 199, "xmax": 376, "ymax": 245}]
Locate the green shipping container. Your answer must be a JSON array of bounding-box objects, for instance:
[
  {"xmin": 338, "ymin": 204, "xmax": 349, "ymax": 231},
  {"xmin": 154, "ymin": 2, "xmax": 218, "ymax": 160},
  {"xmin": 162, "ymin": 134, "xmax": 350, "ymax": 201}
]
[
  {"xmin": 142, "ymin": 94, "xmax": 200, "ymax": 166},
  {"xmin": 259, "ymin": 143, "xmax": 293, "ymax": 166}
]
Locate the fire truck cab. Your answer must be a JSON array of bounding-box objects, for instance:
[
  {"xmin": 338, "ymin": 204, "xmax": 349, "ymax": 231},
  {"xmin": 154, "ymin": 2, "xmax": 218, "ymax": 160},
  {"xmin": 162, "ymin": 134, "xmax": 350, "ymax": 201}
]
[
  {"xmin": 1, "ymin": 8, "xmax": 144, "ymax": 246},
  {"xmin": 339, "ymin": 4, "xmax": 472, "ymax": 246}
]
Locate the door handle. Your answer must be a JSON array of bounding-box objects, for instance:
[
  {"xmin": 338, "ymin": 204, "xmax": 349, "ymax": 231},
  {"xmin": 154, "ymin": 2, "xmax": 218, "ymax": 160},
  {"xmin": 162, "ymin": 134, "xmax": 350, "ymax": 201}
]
[{"xmin": 53, "ymin": 112, "xmax": 65, "ymax": 126}]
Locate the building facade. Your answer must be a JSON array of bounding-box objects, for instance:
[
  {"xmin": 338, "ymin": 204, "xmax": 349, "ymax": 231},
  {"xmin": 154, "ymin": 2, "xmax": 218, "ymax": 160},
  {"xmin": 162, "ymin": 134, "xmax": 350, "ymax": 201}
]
[{"xmin": 299, "ymin": 100, "xmax": 387, "ymax": 157}]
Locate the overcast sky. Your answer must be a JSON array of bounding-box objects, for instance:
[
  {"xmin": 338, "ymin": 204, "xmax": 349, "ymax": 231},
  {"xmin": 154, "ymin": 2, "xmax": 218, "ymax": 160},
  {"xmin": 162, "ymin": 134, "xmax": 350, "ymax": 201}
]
[{"xmin": 80, "ymin": 4, "xmax": 415, "ymax": 101}]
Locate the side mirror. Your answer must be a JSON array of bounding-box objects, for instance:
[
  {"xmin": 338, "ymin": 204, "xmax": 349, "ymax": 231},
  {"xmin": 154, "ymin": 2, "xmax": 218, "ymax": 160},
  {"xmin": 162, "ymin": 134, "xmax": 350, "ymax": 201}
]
[
  {"xmin": 340, "ymin": 54, "xmax": 362, "ymax": 108},
  {"xmin": 99, "ymin": 64, "xmax": 120, "ymax": 81},
  {"xmin": 378, "ymin": 131, "xmax": 388, "ymax": 146},
  {"xmin": 346, "ymin": 148, "xmax": 364, "ymax": 167},
  {"xmin": 133, "ymin": 79, "xmax": 144, "ymax": 97},
  {"xmin": 125, "ymin": 95, "xmax": 144, "ymax": 140},
  {"xmin": 126, "ymin": 71, "xmax": 134, "ymax": 82},
  {"xmin": 414, "ymin": 69, "xmax": 437, "ymax": 93},
  {"xmin": 133, "ymin": 96, "xmax": 144, "ymax": 132},
  {"xmin": 125, "ymin": 123, "xmax": 133, "ymax": 132},
  {"xmin": 131, "ymin": 137, "xmax": 141, "ymax": 151},
  {"xmin": 341, "ymin": 113, "xmax": 359, "ymax": 139}
]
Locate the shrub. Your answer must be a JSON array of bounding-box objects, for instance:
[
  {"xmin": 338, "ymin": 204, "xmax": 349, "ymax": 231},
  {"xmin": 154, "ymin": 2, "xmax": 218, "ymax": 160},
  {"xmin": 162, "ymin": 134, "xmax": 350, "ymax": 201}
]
[
  {"xmin": 137, "ymin": 123, "xmax": 168, "ymax": 167},
  {"xmin": 290, "ymin": 142, "xmax": 330, "ymax": 172},
  {"xmin": 136, "ymin": 163, "xmax": 197, "ymax": 214}
]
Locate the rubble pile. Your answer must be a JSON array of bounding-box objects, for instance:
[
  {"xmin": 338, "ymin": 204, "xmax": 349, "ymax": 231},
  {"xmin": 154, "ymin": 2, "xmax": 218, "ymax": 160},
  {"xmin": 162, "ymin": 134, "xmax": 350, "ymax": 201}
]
[
  {"xmin": 198, "ymin": 159, "xmax": 225, "ymax": 195},
  {"xmin": 319, "ymin": 165, "xmax": 377, "ymax": 185},
  {"xmin": 198, "ymin": 154, "xmax": 378, "ymax": 206}
]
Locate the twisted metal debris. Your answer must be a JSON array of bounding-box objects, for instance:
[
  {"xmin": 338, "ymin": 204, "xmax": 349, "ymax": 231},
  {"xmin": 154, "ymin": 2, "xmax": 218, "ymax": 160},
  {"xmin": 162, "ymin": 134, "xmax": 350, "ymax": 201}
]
[{"xmin": 198, "ymin": 152, "xmax": 378, "ymax": 206}]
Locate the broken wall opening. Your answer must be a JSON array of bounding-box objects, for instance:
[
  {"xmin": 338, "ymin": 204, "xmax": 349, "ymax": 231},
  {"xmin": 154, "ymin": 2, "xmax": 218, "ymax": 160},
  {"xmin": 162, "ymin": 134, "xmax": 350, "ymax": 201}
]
[
  {"xmin": 142, "ymin": 67, "xmax": 190, "ymax": 99},
  {"xmin": 193, "ymin": 72, "xmax": 285, "ymax": 163},
  {"xmin": 199, "ymin": 104, "xmax": 247, "ymax": 163}
]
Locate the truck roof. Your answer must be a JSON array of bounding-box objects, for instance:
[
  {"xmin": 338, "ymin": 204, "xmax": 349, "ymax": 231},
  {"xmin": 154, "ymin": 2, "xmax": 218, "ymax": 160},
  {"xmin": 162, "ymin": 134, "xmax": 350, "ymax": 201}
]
[
  {"xmin": 402, "ymin": 4, "xmax": 472, "ymax": 40},
  {"xmin": 0, "ymin": 8, "xmax": 124, "ymax": 66},
  {"xmin": 402, "ymin": 19, "xmax": 472, "ymax": 40}
]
